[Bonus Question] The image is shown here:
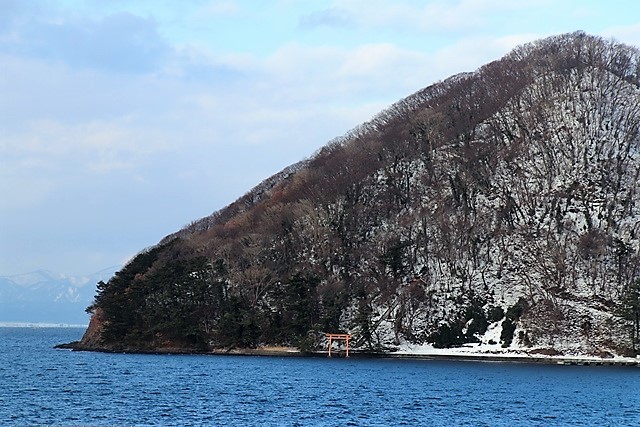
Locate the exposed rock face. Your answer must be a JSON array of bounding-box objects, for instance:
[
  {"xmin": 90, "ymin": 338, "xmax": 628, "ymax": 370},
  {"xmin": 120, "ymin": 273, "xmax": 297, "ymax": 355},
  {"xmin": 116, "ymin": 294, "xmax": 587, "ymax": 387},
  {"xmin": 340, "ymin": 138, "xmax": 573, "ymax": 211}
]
[
  {"xmin": 78, "ymin": 308, "xmax": 105, "ymax": 350},
  {"xmin": 80, "ymin": 32, "xmax": 640, "ymax": 356}
]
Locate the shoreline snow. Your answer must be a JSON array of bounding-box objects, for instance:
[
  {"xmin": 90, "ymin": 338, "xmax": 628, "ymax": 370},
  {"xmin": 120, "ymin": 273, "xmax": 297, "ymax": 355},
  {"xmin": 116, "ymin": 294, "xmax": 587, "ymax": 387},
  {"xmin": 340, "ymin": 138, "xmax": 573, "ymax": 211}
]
[
  {"xmin": 56, "ymin": 340, "xmax": 640, "ymax": 366},
  {"xmin": 389, "ymin": 342, "xmax": 640, "ymax": 365}
]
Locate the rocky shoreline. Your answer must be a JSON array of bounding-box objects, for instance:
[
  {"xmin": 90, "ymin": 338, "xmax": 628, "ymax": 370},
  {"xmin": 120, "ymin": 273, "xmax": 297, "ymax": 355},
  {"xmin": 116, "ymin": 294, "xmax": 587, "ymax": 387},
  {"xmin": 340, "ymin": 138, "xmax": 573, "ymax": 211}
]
[
  {"xmin": 54, "ymin": 341, "xmax": 640, "ymax": 367},
  {"xmin": 55, "ymin": 314, "xmax": 640, "ymax": 365},
  {"xmin": 54, "ymin": 341, "xmax": 306, "ymax": 357}
]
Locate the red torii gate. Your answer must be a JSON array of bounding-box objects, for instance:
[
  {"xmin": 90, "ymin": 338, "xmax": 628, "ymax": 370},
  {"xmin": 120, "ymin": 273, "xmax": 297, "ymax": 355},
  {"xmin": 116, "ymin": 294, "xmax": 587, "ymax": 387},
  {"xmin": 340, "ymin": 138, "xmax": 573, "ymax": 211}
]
[{"xmin": 325, "ymin": 333, "xmax": 351, "ymax": 357}]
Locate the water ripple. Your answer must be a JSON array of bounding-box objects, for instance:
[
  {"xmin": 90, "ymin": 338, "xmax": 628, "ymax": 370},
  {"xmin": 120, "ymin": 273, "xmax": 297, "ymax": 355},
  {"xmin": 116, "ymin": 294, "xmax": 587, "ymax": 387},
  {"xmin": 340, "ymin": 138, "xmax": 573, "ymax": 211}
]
[{"xmin": 2, "ymin": 328, "xmax": 640, "ymax": 426}]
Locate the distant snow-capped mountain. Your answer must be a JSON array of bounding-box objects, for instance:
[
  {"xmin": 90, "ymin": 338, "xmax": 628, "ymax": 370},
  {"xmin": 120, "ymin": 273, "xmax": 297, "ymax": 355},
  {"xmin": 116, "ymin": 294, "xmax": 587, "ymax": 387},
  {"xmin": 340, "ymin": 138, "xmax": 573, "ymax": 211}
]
[{"xmin": 0, "ymin": 267, "xmax": 119, "ymax": 324}]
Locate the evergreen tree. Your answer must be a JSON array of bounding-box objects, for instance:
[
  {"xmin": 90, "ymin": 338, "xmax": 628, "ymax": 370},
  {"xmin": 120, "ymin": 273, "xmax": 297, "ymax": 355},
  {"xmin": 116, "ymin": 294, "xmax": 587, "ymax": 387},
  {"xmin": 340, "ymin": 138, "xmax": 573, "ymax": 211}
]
[{"xmin": 619, "ymin": 279, "xmax": 640, "ymax": 353}]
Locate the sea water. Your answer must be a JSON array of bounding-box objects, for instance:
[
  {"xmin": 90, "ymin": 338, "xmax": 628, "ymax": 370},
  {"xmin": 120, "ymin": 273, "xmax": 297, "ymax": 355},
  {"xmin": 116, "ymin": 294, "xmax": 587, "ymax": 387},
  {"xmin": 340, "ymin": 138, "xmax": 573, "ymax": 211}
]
[{"xmin": 1, "ymin": 327, "xmax": 640, "ymax": 426}]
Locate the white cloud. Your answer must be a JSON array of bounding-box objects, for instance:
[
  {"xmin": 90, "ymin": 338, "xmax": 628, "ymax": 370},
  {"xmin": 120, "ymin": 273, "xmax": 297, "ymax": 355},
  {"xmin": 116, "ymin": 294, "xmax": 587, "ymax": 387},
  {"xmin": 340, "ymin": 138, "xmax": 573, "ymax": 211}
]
[
  {"xmin": 0, "ymin": 16, "xmax": 543, "ymax": 228},
  {"xmin": 4, "ymin": 0, "xmax": 638, "ymax": 277},
  {"xmin": 602, "ymin": 23, "xmax": 640, "ymax": 48},
  {"xmin": 326, "ymin": 0, "xmax": 552, "ymax": 33},
  {"xmin": 432, "ymin": 33, "xmax": 543, "ymax": 75},
  {"xmin": 260, "ymin": 42, "xmax": 430, "ymax": 105},
  {"xmin": 195, "ymin": 0, "xmax": 242, "ymax": 18},
  {"xmin": 338, "ymin": 43, "xmax": 419, "ymax": 77},
  {"xmin": 0, "ymin": 119, "xmax": 169, "ymax": 215},
  {"xmin": 1, "ymin": 11, "xmax": 170, "ymax": 74},
  {"xmin": 299, "ymin": 7, "xmax": 354, "ymax": 29},
  {"xmin": 0, "ymin": 171, "xmax": 56, "ymax": 211}
]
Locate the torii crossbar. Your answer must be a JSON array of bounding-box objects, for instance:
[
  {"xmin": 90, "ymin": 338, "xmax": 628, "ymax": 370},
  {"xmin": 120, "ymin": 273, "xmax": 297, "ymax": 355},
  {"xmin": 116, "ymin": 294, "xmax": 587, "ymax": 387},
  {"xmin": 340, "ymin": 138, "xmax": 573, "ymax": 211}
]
[{"xmin": 325, "ymin": 333, "xmax": 351, "ymax": 357}]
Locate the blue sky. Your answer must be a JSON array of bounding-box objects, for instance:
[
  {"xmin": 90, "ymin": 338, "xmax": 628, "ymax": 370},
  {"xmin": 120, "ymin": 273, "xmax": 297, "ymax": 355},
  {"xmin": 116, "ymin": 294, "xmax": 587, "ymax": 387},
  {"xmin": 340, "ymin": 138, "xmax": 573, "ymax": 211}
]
[{"xmin": 1, "ymin": 0, "xmax": 640, "ymax": 276}]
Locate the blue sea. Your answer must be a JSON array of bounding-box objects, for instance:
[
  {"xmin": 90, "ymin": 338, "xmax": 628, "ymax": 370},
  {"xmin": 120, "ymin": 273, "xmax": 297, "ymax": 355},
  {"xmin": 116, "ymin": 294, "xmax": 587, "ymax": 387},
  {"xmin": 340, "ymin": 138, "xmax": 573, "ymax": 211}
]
[{"xmin": 2, "ymin": 327, "xmax": 640, "ymax": 426}]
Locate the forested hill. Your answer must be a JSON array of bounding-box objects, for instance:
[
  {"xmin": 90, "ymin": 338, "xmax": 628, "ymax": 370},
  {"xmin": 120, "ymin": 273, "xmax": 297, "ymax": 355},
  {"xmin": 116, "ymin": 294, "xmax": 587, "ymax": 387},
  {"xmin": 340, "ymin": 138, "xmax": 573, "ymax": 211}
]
[{"xmin": 79, "ymin": 32, "xmax": 640, "ymax": 357}]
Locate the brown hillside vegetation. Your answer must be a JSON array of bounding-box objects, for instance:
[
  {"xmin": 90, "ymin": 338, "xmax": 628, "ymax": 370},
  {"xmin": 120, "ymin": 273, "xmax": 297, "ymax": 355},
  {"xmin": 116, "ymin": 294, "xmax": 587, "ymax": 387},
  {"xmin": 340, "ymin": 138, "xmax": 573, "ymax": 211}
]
[{"xmin": 84, "ymin": 32, "xmax": 640, "ymax": 356}]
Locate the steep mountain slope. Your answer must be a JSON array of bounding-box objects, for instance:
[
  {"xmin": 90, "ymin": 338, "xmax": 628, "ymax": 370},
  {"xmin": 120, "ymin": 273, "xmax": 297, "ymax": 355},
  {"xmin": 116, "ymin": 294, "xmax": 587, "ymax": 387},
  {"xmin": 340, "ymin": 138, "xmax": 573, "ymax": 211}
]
[{"xmin": 79, "ymin": 32, "xmax": 640, "ymax": 356}]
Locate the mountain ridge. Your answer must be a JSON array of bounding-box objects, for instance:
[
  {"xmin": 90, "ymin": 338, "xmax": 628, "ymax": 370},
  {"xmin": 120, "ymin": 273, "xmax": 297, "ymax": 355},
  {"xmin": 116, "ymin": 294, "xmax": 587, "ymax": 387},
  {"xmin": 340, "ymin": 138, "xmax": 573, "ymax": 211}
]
[
  {"xmin": 75, "ymin": 32, "xmax": 640, "ymax": 357},
  {"xmin": 0, "ymin": 267, "xmax": 119, "ymax": 324}
]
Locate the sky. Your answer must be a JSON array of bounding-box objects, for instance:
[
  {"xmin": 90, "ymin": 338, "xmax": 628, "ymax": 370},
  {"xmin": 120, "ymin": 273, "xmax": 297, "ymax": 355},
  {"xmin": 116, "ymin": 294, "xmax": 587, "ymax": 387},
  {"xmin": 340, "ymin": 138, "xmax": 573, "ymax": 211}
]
[{"xmin": 1, "ymin": 0, "xmax": 640, "ymax": 277}]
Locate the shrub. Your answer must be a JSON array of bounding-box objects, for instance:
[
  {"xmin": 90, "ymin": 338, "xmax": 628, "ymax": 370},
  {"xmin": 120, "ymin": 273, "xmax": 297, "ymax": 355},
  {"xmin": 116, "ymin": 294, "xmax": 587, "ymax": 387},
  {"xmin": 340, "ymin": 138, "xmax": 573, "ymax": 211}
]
[
  {"xmin": 431, "ymin": 323, "xmax": 465, "ymax": 348},
  {"xmin": 505, "ymin": 297, "xmax": 527, "ymax": 321},
  {"xmin": 487, "ymin": 305, "xmax": 505, "ymax": 323},
  {"xmin": 500, "ymin": 299, "xmax": 529, "ymax": 347},
  {"xmin": 465, "ymin": 311, "xmax": 488, "ymax": 340},
  {"xmin": 501, "ymin": 318, "xmax": 517, "ymax": 347}
]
